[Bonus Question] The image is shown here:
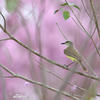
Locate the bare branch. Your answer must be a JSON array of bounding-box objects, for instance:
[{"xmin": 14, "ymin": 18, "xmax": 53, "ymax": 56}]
[
  {"xmin": 0, "ymin": 63, "xmax": 80, "ymax": 100},
  {"xmin": 0, "ymin": 12, "xmax": 6, "ymax": 30},
  {"xmin": 90, "ymin": 0, "xmax": 100, "ymax": 38}
]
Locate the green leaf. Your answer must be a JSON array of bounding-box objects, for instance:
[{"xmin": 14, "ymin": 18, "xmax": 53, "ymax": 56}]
[
  {"xmin": 68, "ymin": 3, "xmax": 80, "ymax": 10},
  {"xmin": 63, "ymin": 11, "xmax": 70, "ymax": 20},
  {"xmin": 5, "ymin": 0, "xmax": 19, "ymax": 12},
  {"xmin": 60, "ymin": 2, "xmax": 80, "ymax": 11},
  {"xmin": 60, "ymin": 3, "xmax": 68, "ymax": 6},
  {"xmin": 73, "ymin": 5, "xmax": 80, "ymax": 10},
  {"xmin": 54, "ymin": 9, "xmax": 59, "ymax": 14}
]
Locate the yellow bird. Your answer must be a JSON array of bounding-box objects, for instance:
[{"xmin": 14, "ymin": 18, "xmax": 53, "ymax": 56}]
[{"xmin": 62, "ymin": 41, "xmax": 87, "ymax": 71}]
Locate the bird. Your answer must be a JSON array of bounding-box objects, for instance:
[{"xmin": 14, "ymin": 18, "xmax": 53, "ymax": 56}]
[{"xmin": 61, "ymin": 41, "xmax": 87, "ymax": 71}]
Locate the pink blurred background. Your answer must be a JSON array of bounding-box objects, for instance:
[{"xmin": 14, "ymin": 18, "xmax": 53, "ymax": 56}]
[{"xmin": 0, "ymin": 0, "xmax": 100, "ymax": 100}]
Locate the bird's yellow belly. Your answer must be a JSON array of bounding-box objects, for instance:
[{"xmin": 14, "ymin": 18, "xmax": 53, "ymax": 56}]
[{"xmin": 66, "ymin": 56, "xmax": 77, "ymax": 62}]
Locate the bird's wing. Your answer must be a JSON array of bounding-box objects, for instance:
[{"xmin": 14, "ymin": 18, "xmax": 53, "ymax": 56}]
[{"xmin": 64, "ymin": 46, "xmax": 81, "ymax": 61}]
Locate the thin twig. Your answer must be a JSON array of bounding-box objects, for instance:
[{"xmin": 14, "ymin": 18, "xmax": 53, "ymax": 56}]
[
  {"xmin": 90, "ymin": 0, "xmax": 100, "ymax": 38},
  {"xmin": 81, "ymin": 0, "xmax": 90, "ymax": 18},
  {"xmin": 0, "ymin": 38, "xmax": 11, "ymax": 41},
  {"xmin": 56, "ymin": 23, "xmax": 68, "ymax": 40},
  {"xmin": 0, "ymin": 12, "xmax": 6, "ymax": 30}
]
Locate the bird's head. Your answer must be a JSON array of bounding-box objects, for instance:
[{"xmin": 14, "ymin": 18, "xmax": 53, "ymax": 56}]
[{"xmin": 61, "ymin": 41, "xmax": 73, "ymax": 47}]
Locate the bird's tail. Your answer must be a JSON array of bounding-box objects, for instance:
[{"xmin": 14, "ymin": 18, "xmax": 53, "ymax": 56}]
[{"xmin": 78, "ymin": 61, "xmax": 88, "ymax": 72}]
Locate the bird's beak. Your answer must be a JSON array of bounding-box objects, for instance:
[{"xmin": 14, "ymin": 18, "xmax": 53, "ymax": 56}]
[{"xmin": 61, "ymin": 42, "xmax": 66, "ymax": 44}]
